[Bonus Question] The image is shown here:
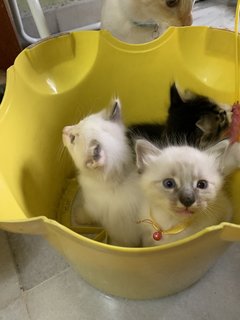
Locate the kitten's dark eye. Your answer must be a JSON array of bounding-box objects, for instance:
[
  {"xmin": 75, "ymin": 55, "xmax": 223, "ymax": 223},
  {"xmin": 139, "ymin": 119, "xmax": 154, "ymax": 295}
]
[
  {"xmin": 197, "ymin": 180, "xmax": 208, "ymax": 189},
  {"xmin": 70, "ymin": 134, "xmax": 75, "ymax": 144},
  {"xmin": 166, "ymin": 0, "xmax": 179, "ymax": 8},
  {"xmin": 163, "ymin": 178, "xmax": 176, "ymax": 189}
]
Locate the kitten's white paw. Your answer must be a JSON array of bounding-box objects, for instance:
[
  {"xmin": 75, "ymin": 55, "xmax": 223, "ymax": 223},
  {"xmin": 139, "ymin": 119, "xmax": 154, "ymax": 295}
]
[{"xmin": 72, "ymin": 209, "xmax": 95, "ymax": 226}]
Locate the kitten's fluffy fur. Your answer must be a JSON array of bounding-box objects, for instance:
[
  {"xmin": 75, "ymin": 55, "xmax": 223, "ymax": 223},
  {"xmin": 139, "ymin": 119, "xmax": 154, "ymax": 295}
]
[
  {"xmin": 135, "ymin": 139, "xmax": 233, "ymax": 246},
  {"xmin": 63, "ymin": 100, "xmax": 143, "ymax": 247},
  {"xmin": 128, "ymin": 84, "xmax": 231, "ymax": 148},
  {"xmin": 101, "ymin": 0, "xmax": 193, "ymax": 44},
  {"xmin": 166, "ymin": 84, "xmax": 231, "ymax": 147},
  {"xmin": 63, "ymin": 100, "xmax": 239, "ymax": 248}
]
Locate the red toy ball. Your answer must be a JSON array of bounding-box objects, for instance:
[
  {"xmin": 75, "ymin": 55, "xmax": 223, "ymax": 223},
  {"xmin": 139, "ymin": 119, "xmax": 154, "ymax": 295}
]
[{"xmin": 153, "ymin": 231, "xmax": 162, "ymax": 241}]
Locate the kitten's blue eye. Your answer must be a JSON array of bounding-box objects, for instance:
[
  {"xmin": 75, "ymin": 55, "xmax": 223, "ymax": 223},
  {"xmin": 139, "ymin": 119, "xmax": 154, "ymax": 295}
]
[
  {"xmin": 197, "ymin": 180, "xmax": 208, "ymax": 189},
  {"xmin": 163, "ymin": 178, "xmax": 176, "ymax": 189}
]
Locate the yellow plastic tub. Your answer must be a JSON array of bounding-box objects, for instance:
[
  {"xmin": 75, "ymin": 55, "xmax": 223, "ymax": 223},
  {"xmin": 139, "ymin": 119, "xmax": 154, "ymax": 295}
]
[{"xmin": 1, "ymin": 27, "xmax": 240, "ymax": 299}]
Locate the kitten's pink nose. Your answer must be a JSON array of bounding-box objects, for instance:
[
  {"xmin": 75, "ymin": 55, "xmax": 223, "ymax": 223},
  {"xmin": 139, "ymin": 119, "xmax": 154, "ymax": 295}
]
[
  {"xmin": 62, "ymin": 125, "xmax": 78, "ymax": 145},
  {"xmin": 62, "ymin": 126, "xmax": 73, "ymax": 146},
  {"xmin": 62, "ymin": 126, "xmax": 72, "ymax": 136},
  {"xmin": 181, "ymin": 14, "xmax": 192, "ymax": 26}
]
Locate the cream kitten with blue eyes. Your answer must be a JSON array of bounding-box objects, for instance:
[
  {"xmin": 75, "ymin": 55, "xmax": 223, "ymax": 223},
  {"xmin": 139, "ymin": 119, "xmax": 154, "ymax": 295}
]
[
  {"xmin": 62, "ymin": 99, "xmax": 144, "ymax": 247},
  {"xmin": 135, "ymin": 139, "xmax": 233, "ymax": 246}
]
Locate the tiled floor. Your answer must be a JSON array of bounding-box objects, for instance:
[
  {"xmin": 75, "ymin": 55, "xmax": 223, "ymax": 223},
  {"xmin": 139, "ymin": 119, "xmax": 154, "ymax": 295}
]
[
  {"xmin": 1, "ymin": 1, "xmax": 240, "ymax": 319},
  {"xmin": 193, "ymin": 0, "xmax": 236, "ymax": 30},
  {"xmin": 1, "ymin": 229, "xmax": 240, "ymax": 320}
]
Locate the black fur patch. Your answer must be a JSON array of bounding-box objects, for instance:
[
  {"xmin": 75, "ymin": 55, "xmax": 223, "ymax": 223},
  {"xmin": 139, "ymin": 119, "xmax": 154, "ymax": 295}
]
[{"xmin": 127, "ymin": 83, "xmax": 229, "ymax": 149}]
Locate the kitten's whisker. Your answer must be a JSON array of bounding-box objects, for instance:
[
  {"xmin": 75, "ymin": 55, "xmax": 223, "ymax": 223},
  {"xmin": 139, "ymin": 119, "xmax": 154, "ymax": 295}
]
[
  {"xmin": 199, "ymin": 202, "xmax": 222, "ymax": 219},
  {"xmin": 56, "ymin": 143, "xmax": 66, "ymax": 162},
  {"xmin": 56, "ymin": 145, "xmax": 70, "ymax": 173}
]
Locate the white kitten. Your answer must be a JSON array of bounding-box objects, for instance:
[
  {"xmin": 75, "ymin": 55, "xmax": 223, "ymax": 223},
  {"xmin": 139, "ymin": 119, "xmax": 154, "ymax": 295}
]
[
  {"xmin": 101, "ymin": 0, "xmax": 193, "ymax": 44},
  {"xmin": 135, "ymin": 139, "xmax": 233, "ymax": 246},
  {"xmin": 62, "ymin": 99, "xmax": 144, "ymax": 247}
]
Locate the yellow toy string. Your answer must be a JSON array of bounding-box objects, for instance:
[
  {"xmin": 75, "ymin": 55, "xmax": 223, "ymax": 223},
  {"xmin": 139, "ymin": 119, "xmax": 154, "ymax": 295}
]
[
  {"xmin": 137, "ymin": 211, "xmax": 191, "ymax": 238},
  {"xmin": 235, "ymin": 0, "xmax": 240, "ymax": 102}
]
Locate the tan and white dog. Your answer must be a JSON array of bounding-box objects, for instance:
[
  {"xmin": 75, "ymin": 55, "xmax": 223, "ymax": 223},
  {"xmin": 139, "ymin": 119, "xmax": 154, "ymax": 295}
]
[{"xmin": 101, "ymin": 0, "xmax": 194, "ymax": 44}]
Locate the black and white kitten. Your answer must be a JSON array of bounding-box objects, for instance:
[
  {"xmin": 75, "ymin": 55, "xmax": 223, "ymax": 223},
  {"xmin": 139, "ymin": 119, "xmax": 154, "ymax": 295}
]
[{"xmin": 128, "ymin": 84, "xmax": 231, "ymax": 148}]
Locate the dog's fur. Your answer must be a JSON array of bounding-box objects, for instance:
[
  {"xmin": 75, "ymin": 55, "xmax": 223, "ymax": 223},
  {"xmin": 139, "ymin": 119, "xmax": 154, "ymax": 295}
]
[{"xmin": 101, "ymin": 0, "xmax": 194, "ymax": 43}]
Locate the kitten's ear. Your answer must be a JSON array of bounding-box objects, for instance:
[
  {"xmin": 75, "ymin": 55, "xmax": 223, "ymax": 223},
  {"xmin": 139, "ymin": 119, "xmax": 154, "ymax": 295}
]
[
  {"xmin": 109, "ymin": 98, "xmax": 122, "ymax": 122},
  {"xmin": 86, "ymin": 140, "xmax": 106, "ymax": 169},
  {"xmin": 205, "ymin": 139, "xmax": 240, "ymax": 175},
  {"xmin": 206, "ymin": 139, "xmax": 229, "ymax": 158},
  {"xmin": 206, "ymin": 139, "xmax": 229, "ymax": 154},
  {"xmin": 196, "ymin": 114, "xmax": 215, "ymax": 134},
  {"xmin": 178, "ymin": 87, "xmax": 196, "ymax": 102},
  {"xmin": 170, "ymin": 83, "xmax": 196, "ymax": 105},
  {"xmin": 135, "ymin": 139, "xmax": 161, "ymax": 172},
  {"xmin": 170, "ymin": 83, "xmax": 183, "ymax": 106}
]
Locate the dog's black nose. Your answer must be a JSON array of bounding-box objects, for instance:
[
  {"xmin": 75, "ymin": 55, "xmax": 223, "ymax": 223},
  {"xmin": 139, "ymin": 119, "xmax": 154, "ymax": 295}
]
[{"xmin": 179, "ymin": 190, "xmax": 195, "ymax": 207}]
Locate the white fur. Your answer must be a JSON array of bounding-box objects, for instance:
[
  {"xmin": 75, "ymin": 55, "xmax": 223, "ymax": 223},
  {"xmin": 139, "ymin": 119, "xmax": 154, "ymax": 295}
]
[
  {"xmin": 135, "ymin": 140, "xmax": 233, "ymax": 246},
  {"xmin": 63, "ymin": 100, "xmax": 144, "ymax": 247},
  {"xmin": 101, "ymin": 0, "xmax": 193, "ymax": 44},
  {"xmin": 63, "ymin": 101, "xmax": 238, "ymax": 247},
  {"xmin": 206, "ymin": 139, "xmax": 240, "ymax": 176}
]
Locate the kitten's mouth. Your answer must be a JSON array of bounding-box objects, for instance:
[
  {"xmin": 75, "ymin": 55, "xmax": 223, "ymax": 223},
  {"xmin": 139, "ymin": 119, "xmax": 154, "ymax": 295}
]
[{"xmin": 175, "ymin": 208, "xmax": 194, "ymax": 216}]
